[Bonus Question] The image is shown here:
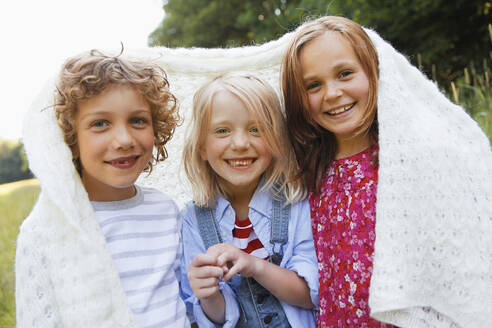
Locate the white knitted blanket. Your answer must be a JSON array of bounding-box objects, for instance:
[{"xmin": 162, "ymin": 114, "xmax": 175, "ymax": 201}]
[{"xmin": 18, "ymin": 27, "xmax": 492, "ymax": 328}]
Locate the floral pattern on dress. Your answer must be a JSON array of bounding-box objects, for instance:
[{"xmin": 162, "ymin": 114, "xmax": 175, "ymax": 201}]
[{"xmin": 310, "ymin": 145, "xmax": 395, "ymax": 328}]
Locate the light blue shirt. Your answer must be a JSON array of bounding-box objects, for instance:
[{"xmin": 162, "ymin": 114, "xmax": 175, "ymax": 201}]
[{"xmin": 180, "ymin": 186, "xmax": 319, "ymax": 328}]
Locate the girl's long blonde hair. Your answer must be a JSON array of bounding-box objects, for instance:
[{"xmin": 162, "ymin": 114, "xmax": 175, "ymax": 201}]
[{"xmin": 183, "ymin": 72, "xmax": 304, "ymax": 207}]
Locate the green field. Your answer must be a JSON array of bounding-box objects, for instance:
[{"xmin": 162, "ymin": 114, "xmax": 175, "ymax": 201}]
[{"xmin": 0, "ymin": 179, "xmax": 40, "ymax": 327}]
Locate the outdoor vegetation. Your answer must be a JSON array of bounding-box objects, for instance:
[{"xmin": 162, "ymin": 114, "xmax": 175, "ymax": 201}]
[
  {"xmin": 0, "ymin": 179, "xmax": 40, "ymax": 327},
  {"xmin": 150, "ymin": 0, "xmax": 491, "ymax": 142},
  {"xmin": 0, "ymin": 1, "xmax": 490, "ymax": 326},
  {"xmin": 0, "ymin": 139, "xmax": 32, "ymax": 185}
]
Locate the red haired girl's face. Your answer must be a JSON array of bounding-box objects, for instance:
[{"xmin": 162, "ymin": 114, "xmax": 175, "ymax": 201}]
[{"xmin": 300, "ymin": 31, "xmax": 370, "ymax": 151}]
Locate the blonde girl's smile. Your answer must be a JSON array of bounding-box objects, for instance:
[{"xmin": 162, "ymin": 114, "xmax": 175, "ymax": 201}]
[
  {"xmin": 200, "ymin": 90, "xmax": 272, "ymax": 197},
  {"xmin": 226, "ymin": 158, "xmax": 255, "ymax": 168}
]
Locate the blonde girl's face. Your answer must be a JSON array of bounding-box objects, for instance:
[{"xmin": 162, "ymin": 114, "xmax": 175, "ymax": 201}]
[
  {"xmin": 75, "ymin": 84, "xmax": 154, "ymax": 201},
  {"xmin": 200, "ymin": 90, "xmax": 273, "ymax": 199},
  {"xmin": 300, "ymin": 31, "xmax": 371, "ymax": 148}
]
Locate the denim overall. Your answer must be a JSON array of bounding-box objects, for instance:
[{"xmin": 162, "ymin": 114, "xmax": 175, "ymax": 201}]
[{"xmin": 194, "ymin": 197, "xmax": 292, "ymax": 328}]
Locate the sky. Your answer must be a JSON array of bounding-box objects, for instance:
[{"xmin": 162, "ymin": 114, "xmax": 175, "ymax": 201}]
[{"xmin": 0, "ymin": 0, "xmax": 164, "ymax": 141}]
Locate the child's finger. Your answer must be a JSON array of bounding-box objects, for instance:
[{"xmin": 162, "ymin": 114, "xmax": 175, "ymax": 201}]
[
  {"xmin": 189, "ymin": 253, "xmax": 219, "ymax": 268},
  {"xmin": 188, "ymin": 265, "xmax": 224, "ymax": 279},
  {"xmin": 195, "ymin": 276, "xmax": 220, "ymax": 289},
  {"xmin": 221, "ymin": 262, "xmax": 242, "ymax": 282},
  {"xmin": 206, "ymin": 243, "xmax": 231, "ymax": 258},
  {"xmin": 196, "ymin": 285, "xmax": 221, "ymax": 300},
  {"xmin": 216, "ymin": 251, "xmax": 236, "ymax": 267}
]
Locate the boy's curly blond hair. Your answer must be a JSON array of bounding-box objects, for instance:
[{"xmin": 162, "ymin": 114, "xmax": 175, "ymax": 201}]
[{"xmin": 55, "ymin": 49, "xmax": 180, "ymax": 174}]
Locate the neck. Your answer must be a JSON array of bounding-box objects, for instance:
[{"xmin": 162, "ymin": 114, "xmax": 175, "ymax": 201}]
[
  {"xmin": 335, "ymin": 133, "xmax": 371, "ymax": 159},
  {"xmin": 223, "ymin": 180, "xmax": 259, "ymax": 221},
  {"xmin": 82, "ymin": 177, "xmax": 136, "ymax": 202},
  {"xmin": 230, "ymin": 198, "xmax": 251, "ymax": 221}
]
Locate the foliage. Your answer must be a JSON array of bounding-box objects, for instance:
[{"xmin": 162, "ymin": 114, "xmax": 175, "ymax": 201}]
[
  {"xmin": 339, "ymin": 0, "xmax": 491, "ymax": 83},
  {"xmin": 444, "ymin": 39, "xmax": 492, "ymax": 143},
  {"xmin": 150, "ymin": 0, "xmax": 492, "ymax": 141},
  {"xmin": 0, "ymin": 140, "xmax": 32, "ymax": 184},
  {"xmin": 0, "ymin": 179, "xmax": 40, "ymax": 327},
  {"xmin": 150, "ymin": 0, "xmax": 491, "ymax": 83},
  {"xmin": 149, "ymin": 0, "xmax": 329, "ymax": 48}
]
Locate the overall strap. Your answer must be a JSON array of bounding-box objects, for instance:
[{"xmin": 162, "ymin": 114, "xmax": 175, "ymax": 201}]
[
  {"xmin": 194, "ymin": 204, "xmax": 223, "ymax": 249},
  {"xmin": 270, "ymin": 196, "xmax": 290, "ymax": 265}
]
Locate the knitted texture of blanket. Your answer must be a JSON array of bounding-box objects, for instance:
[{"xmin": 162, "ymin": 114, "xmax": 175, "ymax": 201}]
[{"xmin": 18, "ymin": 27, "xmax": 492, "ymax": 328}]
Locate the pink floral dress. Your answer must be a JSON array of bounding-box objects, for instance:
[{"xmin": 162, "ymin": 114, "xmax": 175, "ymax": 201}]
[{"xmin": 309, "ymin": 145, "xmax": 395, "ymax": 328}]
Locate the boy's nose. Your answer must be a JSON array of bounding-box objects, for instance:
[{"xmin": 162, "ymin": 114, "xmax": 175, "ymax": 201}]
[{"xmin": 112, "ymin": 126, "xmax": 135, "ymax": 150}]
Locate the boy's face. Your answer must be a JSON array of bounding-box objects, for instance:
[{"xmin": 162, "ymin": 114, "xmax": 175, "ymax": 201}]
[{"xmin": 75, "ymin": 84, "xmax": 154, "ymax": 201}]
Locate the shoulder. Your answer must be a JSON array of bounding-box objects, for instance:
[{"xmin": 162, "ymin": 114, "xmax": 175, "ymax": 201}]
[
  {"xmin": 287, "ymin": 198, "xmax": 311, "ymax": 228},
  {"xmin": 287, "ymin": 197, "xmax": 310, "ymax": 217},
  {"xmin": 15, "ymin": 199, "xmax": 52, "ymax": 271},
  {"xmin": 17, "ymin": 194, "xmax": 53, "ymax": 245},
  {"xmin": 139, "ymin": 186, "xmax": 174, "ymax": 202},
  {"xmin": 290, "ymin": 197, "xmax": 310, "ymax": 211},
  {"xmin": 16, "ymin": 215, "xmax": 37, "ymax": 251},
  {"xmin": 179, "ymin": 201, "xmax": 199, "ymax": 224},
  {"xmin": 139, "ymin": 186, "xmax": 179, "ymax": 215}
]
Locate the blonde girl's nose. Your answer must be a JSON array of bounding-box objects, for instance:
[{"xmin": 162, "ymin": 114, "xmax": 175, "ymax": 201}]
[{"xmin": 231, "ymin": 131, "xmax": 250, "ymax": 150}]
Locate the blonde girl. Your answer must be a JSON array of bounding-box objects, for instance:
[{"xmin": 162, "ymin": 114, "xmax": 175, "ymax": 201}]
[{"xmin": 180, "ymin": 72, "xmax": 318, "ymax": 327}]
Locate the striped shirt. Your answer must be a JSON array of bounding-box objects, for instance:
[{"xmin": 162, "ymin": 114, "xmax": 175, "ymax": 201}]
[
  {"xmin": 91, "ymin": 186, "xmax": 188, "ymax": 328},
  {"xmin": 232, "ymin": 216, "xmax": 269, "ymax": 259}
]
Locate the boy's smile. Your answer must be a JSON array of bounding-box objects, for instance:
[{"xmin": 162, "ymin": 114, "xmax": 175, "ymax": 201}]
[
  {"xmin": 105, "ymin": 155, "xmax": 141, "ymax": 169},
  {"xmin": 200, "ymin": 90, "xmax": 272, "ymax": 199},
  {"xmin": 75, "ymin": 84, "xmax": 154, "ymax": 201}
]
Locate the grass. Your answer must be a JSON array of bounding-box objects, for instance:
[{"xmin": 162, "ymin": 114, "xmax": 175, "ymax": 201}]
[
  {"xmin": 430, "ymin": 24, "xmax": 492, "ymax": 143},
  {"xmin": 449, "ymin": 58, "xmax": 492, "ymax": 142},
  {"xmin": 0, "ymin": 179, "xmax": 40, "ymax": 327}
]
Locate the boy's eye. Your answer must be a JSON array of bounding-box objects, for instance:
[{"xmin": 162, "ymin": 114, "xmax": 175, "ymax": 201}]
[
  {"xmin": 306, "ymin": 81, "xmax": 321, "ymax": 91},
  {"xmin": 91, "ymin": 120, "xmax": 108, "ymax": 129},
  {"xmin": 131, "ymin": 117, "xmax": 148, "ymax": 126}
]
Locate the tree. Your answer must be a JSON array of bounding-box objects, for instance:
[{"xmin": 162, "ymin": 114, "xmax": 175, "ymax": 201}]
[
  {"xmin": 148, "ymin": 0, "xmax": 331, "ymax": 48},
  {"xmin": 336, "ymin": 0, "xmax": 491, "ymax": 82},
  {"xmin": 149, "ymin": 0, "xmax": 491, "ymax": 83},
  {"xmin": 0, "ymin": 140, "xmax": 33, "ymax": 184}
]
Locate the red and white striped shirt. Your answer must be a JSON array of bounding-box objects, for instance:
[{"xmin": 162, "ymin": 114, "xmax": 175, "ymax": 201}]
[{"xmin": 232, "ymin": 216, "xmax": 269, "ymax": 259}]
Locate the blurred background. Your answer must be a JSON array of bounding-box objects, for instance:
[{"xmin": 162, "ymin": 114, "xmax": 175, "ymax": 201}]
[{"xmin": 0, "ymin": 0, "xmax": 490, "ymax": 326}]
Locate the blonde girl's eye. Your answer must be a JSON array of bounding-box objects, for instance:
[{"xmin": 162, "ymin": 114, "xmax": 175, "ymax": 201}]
[
  {"xmin": 249, "ymin": 126, "xmax": 260, "ymax": 135},
  {"xmin": 214, "ymin": 127, "xmax": 230, "ymax": 135}
]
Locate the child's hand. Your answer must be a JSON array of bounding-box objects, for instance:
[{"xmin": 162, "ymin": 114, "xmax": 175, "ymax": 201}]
[
  {"xmin": 207, "ymin": 243, "xmax": 262, "ymax": 282},
  {"xmin": 188, "ymin": 253, "xmax": 225, "ymax": 300}
]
